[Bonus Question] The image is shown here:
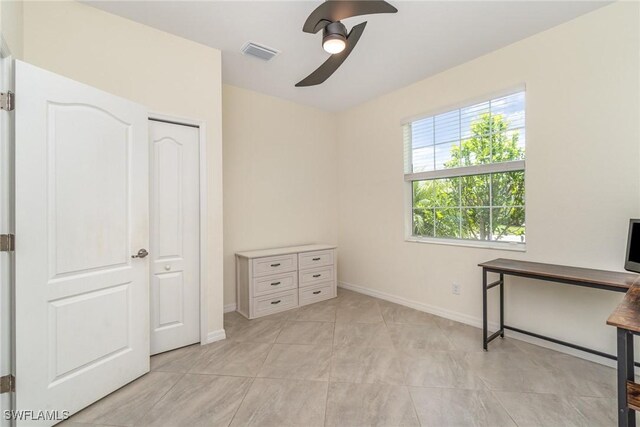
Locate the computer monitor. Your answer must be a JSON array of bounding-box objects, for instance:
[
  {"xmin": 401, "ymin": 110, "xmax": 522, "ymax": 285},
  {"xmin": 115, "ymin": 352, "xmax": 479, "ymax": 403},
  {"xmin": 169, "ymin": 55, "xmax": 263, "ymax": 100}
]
[{"xmin": 625, "ymin": 219, "xmax": 640, "ymax": 273}]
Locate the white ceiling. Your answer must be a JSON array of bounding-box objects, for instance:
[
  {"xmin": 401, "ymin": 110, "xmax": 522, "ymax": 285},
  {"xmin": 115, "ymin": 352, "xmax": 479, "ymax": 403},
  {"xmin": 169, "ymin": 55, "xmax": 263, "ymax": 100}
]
[{"xmin": 86, "ymin": 0, "xmax": 609, "ymax": 111}]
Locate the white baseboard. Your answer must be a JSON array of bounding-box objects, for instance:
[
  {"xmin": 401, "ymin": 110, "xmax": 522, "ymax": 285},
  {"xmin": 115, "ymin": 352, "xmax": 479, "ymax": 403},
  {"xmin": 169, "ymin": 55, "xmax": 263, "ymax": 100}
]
[
  {"xmin": 203, "ymin": 328, "xmax": 226, "ymax": 345},
  {"xmin": 338, "ymin": 281, "xmax": 622, "ymax": 370},
  {"xmin": 224, "ymin": 303, "xmax": 237, "ymax": 313},
  {"xmin": 338, "ymin": 281, "xmax": 494, "ymax": 329}
]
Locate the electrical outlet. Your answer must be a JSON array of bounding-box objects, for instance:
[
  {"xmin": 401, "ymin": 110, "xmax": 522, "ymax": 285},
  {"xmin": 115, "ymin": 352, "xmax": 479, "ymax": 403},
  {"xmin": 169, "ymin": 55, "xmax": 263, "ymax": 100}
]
[{"xmin": 452, "ymin": 282, "xmax": 461, "ymax": 295}]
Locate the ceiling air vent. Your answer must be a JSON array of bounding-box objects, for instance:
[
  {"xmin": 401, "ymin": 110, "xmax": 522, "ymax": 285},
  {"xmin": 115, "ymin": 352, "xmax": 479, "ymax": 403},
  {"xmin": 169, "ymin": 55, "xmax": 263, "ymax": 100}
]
[{"xmin": 241, "ymin": 42, "xmax": 280, "ymax": 61}]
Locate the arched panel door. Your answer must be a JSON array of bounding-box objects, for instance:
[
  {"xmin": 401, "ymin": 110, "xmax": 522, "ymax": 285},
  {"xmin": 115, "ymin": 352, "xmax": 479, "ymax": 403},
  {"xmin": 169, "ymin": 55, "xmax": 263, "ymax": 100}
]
[
  {"xmin": 15, "ymin": 61, "xmax": 149, "ymax": 425},
  {"xmin": 149, "ymin": 119, "xmax": 200, "ymax": 355}
]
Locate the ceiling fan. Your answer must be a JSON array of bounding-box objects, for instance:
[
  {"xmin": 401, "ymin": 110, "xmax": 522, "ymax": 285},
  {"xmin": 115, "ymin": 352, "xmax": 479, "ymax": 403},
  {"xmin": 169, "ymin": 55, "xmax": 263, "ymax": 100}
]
[{"xmin": 296, "ymin": 0, "xmax": 398, "ymax": 87}]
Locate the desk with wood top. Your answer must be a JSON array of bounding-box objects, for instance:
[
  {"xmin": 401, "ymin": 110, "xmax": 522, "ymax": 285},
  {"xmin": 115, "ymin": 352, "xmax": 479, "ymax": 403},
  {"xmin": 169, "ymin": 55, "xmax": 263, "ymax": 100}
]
[
  {"xmin": 607, "ymin": 282, "xmax": 640, "ymax": 427},
  {"xmin": 479, "ymin": 258, "xmax": 639, "ymax": 359}
]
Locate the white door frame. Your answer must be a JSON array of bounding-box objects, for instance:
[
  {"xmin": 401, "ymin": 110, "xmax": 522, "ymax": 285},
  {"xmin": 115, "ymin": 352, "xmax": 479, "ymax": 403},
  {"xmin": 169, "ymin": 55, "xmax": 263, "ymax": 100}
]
[
  {"xmin": 0, "ymin": 35, "xmax": 14, "ymax": 427},
  {"xmin": 148, "ymin": 112, "xmax": 208, "ymax": 346}
]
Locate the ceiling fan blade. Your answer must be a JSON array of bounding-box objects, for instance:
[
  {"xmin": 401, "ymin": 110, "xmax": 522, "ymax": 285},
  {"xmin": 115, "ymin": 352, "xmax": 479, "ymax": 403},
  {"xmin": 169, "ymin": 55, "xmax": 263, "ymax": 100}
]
[
  {"xmin": 296, "ymin": 21, "xmax": 367, "ymax": 87},
  {"xmin": 303, "ymin": 0, "xmax": 396, "ymax": 34}
]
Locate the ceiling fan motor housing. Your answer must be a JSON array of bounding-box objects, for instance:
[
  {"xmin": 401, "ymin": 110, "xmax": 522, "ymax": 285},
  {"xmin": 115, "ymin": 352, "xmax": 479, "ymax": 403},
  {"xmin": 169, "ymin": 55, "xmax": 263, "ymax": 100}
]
[{"xmin": 323, "ymin": 21, "xmax": 347, "ymax": 46}]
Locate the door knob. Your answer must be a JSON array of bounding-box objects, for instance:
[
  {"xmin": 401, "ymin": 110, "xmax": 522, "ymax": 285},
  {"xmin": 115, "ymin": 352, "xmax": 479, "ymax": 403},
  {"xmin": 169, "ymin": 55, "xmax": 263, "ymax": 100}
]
[{"xmin": 132, "ymin": 248, "xmax": 149, "ymax": 259}]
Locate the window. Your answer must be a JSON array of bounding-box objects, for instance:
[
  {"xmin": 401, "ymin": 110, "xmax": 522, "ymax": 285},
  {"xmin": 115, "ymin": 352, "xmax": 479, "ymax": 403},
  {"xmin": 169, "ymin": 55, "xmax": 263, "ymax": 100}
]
[{"xmin": 404, "ymin": 90, "xmax": 525, "ymax": 246}]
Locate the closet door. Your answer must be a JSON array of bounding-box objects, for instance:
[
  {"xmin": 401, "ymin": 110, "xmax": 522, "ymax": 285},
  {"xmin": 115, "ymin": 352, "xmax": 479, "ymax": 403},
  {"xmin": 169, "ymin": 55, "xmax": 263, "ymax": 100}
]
[{"xmin": 149, "ymin": 119, "xmax": 200, "ymax": 355}]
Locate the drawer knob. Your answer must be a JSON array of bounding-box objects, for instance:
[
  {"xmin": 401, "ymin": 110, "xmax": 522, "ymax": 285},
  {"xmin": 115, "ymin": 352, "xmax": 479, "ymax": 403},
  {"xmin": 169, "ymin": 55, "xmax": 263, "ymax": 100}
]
[
  {"xmin": 312, "ymin": 257, "xmax": 321, "ymax": 261},
  {"xmin": 271, "ymin": 282, "xmax": 281, "ymax": 286},
  {"xmin": 313, "ymin": 291, "xmax": 321, "ymax": 295},
  {"xmin": 164, "ymin": 265, "xmax": 171, "ymax": 271},
  {"xmin": 270, "ymin": 263, "xmax": 281, "ymax": 267},
  {"xmin": 271, "ymin": 300, "xmax": 281, "ymax": 305},
  {"xmin": 313, "ymin": 274, "xmax": 321, "ymax": 278}
]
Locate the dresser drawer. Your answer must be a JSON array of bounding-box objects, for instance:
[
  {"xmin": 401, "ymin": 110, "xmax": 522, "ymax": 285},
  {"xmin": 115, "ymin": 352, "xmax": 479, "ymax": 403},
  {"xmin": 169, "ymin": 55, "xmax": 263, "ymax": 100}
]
[
  {"xmin": 253, "ymin": 290, "xmax": 298, "ymax": 318},
  {"xmin": 253, "ymin": 271, "xmax": 297, "ymax": 297},
  {"xmin": 299, "ymin": 250, "xmax": 334, "ymax": 269},
  {"xmin": 252, "ymin": 254, "xmax": 297, "ymax": 277},
  {"xmin": 299, "ymin": 283, "xmax": 334, "ymax": 306},
  {"xmin": 299, "ymin": 265, "xmax": 334, "ymax": 288}
]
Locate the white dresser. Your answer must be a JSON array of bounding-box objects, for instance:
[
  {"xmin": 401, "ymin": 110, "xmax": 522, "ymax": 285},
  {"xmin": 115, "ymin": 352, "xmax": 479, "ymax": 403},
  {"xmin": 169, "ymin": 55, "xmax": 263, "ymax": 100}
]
[{"xmin": 235, "ymin": 244, "xmax": 337, "ymax": 319}]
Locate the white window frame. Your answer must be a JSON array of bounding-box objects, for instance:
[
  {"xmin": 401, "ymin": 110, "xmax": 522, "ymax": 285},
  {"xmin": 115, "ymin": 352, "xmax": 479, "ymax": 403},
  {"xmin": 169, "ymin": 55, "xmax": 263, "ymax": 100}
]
[{"xmin": 403, "ymin": 86, "xmax": 527, "ymax": 251}]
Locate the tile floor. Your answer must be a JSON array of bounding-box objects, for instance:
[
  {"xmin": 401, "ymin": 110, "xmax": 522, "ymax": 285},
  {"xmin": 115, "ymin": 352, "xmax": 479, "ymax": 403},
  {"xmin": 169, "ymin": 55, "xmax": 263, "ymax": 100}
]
[{"xmin": 62, "ymin": 288, "xmax": 621, "ymax": 427}]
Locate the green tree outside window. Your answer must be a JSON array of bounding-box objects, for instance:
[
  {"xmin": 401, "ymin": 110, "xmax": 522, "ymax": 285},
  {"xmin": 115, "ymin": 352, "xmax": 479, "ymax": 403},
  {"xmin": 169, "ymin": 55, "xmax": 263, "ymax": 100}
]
[{"xmin": 412, "ymin": 113, "xmax": 525, "ymax": 242}]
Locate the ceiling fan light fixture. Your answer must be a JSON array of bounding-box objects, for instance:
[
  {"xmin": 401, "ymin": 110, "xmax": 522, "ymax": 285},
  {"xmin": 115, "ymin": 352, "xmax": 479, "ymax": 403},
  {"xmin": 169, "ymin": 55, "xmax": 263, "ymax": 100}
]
[
  {"xmin": 297, "ymin": 1, "xmax": 398, "ymax": 87},
  {"xmin": 323, "ymin": 35, "xmax": 346, "ymax": 54},
  {"xmin": 322, "ymin": 21, "xmax": 348, "ymax": 54}
]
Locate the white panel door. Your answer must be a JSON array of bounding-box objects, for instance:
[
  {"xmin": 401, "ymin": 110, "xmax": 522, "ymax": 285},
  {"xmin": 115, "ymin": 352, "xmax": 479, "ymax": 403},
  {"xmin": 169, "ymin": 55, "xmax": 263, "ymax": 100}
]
[
  {"xmin": 149, "ymin": 120, "xmax": 200, "ymax": 355},
  {"xmin": 15, "ymin": 61, "xmax": 149, "ymax": 425}
]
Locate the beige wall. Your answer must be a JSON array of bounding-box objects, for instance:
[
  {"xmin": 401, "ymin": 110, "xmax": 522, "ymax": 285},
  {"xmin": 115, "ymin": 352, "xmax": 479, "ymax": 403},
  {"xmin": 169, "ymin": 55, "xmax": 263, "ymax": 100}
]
[
  {"xmin": 222, "ymin": 84, "xmax": 338, "ymax": 307},
  {"xmin": 337, "ymin": 2, "xmax": 640, "ymax": 360},
  {"xmin": 0, "ymin": 0, "xmax": 23, "ymax": 58},
  {"xmin": 22, "ymin": 1, "xmax": 225, "ymax": 335}
]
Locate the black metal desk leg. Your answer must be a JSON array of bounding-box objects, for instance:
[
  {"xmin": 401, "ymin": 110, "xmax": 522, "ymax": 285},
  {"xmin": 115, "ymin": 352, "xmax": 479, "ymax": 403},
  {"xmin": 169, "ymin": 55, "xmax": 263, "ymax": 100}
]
[
  {"xmin": 617, "ymin": 328, "xmax": 635, "ymax": 427},
  {"xmin": 482, "ymin": 268, "xmax": 488, "ymax": 351},
  {"xmin": 499, "ymin": 273, "xmax": 504, "ymax": 338}
]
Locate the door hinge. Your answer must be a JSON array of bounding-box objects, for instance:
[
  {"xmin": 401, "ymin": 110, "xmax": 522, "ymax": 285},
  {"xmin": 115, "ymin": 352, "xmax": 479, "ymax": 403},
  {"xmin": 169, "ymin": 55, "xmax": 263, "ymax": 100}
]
[
  {"xmin": 0, "ymin": 91, "xmax": 14, "ymax": 112},
  {"xmin": 0, "ymin": 234, "xmax": 14, "ymax": 252},
  {"xmin": 0, "ymin": 375, "xmax": 14, "ymax": 394}
]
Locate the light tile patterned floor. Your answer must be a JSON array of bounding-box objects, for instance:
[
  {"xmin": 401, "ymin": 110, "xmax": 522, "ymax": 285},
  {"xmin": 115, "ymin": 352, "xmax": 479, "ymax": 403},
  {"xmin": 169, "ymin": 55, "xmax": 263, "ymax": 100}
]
[{"xmin": 62, "ymin": 288, "xmax": 620, "ymax": 427}]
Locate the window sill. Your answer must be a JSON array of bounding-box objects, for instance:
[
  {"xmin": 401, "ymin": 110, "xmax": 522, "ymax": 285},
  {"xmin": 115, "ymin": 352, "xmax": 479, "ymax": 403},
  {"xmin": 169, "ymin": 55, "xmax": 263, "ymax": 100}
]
[{"xmin": 405, "ymin": 236, "xmax": 526, "ymax": 252}]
